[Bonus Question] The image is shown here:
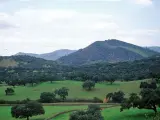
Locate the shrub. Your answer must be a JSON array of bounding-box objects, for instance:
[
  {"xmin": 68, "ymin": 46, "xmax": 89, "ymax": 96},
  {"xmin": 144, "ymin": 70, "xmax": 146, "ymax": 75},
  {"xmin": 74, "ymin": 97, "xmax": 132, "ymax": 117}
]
[
  {"xmin": 40, "ymin": 92, "xmax": 56, "ymax": 103},
  {"xmin": 69, "ymin": 104, "xmax": 104, "ymax": 120},
  {"xmin": 5, "ymin": 88, "xmax": 14, "ymax": 95}
]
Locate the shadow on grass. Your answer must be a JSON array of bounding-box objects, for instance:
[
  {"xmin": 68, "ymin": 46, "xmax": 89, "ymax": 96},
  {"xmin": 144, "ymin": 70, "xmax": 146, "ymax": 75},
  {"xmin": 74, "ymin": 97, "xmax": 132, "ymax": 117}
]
[
  {"xmin": 99, "ymin": 82, "xmax": 120, "ymax": 86},
  {"xmin": 31, "ymin": 118, "xmax": 44, "ymax": 120},
  {"xmin": 116, "ymin": 112, "xmax": 155, "ymax": 120}
]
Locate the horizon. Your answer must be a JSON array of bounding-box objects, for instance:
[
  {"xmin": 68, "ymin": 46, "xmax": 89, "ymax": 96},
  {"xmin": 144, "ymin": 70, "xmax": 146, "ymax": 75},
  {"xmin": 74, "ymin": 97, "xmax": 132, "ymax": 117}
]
[
  {"xmin": 2, "ymin": 39, "xmax": 159, "ymax": 56},
  {"xmin": 0, "ymin": 0, "xmax": 160, "ymax": 56}
]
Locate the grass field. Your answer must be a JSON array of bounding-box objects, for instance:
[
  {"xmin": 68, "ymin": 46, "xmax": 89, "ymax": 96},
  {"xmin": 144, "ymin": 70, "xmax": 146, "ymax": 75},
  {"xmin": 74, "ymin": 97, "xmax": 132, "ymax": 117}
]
[
  {"xmin": 0, "ymin": 105, "xmax": 157, "ymax": 120},
  {"xmin": 0, "ymin": 80, "xmax": 144, "ymax": 101},
  {"xmin": 54, "ymin": 107, "xmax": 158, "ymax": 120},
  {"xmin": 0, "ymin": 105, "xmax": 88, "ymax": 120}
]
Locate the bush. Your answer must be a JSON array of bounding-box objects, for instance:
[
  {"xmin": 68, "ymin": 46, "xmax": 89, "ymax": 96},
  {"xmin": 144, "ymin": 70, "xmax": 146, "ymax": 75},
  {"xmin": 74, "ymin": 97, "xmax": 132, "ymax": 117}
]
[
  {"xmin": 5, "ymin": 88, "xmax": 14, "ymax": 95},
  {"xmin": 0, "ymin": 98, "xmax": 31, "ymax": 104},
  {"xmin": 0, "ymin": 98, "xmax": 102, "ymax": 104},
  {"xmin": 40, "ymin": 92, "xmax": 56, "ymax": 103},
  {"xmin": 69, "ymin": 104, "xmax": 104, "ymax": 120}
]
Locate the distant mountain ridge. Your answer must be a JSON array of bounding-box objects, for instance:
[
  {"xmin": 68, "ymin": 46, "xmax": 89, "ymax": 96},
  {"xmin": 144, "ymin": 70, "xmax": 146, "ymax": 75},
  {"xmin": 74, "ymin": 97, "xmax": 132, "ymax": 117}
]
[
  {"xmin": 58, "ymin": 39, "xmax": 158, "ymax": 65},
  {"xmin": 15, "ymin": 49, "xmax": 77, "ymax": 61},
  {"xmin": 147, "ymin": 47, "xmax": 160, "ymax": 53}
]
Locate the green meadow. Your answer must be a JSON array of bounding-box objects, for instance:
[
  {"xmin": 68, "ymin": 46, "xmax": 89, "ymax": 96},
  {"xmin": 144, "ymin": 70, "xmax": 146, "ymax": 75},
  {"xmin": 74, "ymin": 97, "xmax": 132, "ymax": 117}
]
[{"xmin": 0, "ymin": 80, "xmax": 143, "ymax": 101}]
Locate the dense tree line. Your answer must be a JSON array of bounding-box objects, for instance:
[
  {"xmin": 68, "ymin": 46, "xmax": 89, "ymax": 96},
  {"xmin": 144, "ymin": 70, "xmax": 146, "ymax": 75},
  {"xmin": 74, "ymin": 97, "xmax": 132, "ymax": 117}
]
[{"xmin": 0, "ymin": 55, "xmax": 160, "ymax": 85}]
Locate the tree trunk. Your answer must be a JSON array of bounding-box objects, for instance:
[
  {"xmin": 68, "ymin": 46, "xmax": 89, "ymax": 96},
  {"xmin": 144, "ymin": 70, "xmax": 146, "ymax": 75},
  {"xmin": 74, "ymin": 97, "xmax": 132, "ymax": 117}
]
[
  {"xmin": 153, "ymin": 105, "xmax": 157, "ymax": 115},
  {"xmin": 27, "ymin": 116, "xmax": 29, "ymax": 120}
]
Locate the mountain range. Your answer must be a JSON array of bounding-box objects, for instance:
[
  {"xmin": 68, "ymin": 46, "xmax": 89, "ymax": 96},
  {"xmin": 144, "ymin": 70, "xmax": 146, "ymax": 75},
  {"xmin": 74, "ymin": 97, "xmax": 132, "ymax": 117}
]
[
  {"xmin": 12, "ymin": 40, "xmax": 160, "ymax": 65},
  {"xmin": 15, "ymin": 49, "xmax": 76, "ymax": 61},
  {"xmin": 58, "ymin": 39, "xmax": 158, "ymax": 65},
  {"xmin": 147, "ymin": 47, "xmax": 160, "ymax": 53}
]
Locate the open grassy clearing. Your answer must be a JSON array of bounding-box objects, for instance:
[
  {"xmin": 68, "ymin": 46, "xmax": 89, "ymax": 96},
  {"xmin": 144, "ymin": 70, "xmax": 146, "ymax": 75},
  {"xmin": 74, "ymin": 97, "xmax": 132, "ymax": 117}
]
[
  {"xmin": 54, "ymin": 107, "xmax": 158, "ymax": 120},
  {"xmin": 0, "ymin": 80, "xmax": 145, "ymax": 101},
  {"xmin": 0, "ymin": 105, "xmax": 88, "ymax": 120}
]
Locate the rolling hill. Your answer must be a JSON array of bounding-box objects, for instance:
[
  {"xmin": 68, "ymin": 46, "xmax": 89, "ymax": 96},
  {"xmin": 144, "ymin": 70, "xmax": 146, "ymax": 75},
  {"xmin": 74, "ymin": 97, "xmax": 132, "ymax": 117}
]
[
  {"xmin": 58, "ymin": 39, "xmax": 158, "ymax": 65},
  {"xmin": 16, "ymin": 49, "xmax": 76, "ymax": 61},
  {"xmin": 0, "ymin": 55, "xmax": 61, "ymax": 69}
]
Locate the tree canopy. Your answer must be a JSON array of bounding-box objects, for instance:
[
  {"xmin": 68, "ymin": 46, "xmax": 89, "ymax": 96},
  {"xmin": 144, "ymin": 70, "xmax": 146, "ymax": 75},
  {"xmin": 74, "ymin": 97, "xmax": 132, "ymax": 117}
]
[
  {"xmin": 82, "ymin": 80, "xmax": 95, "ymax": 91},
  {"xmin": 11, "ymin": 101, "xmax": 45, "ymax": 120}
]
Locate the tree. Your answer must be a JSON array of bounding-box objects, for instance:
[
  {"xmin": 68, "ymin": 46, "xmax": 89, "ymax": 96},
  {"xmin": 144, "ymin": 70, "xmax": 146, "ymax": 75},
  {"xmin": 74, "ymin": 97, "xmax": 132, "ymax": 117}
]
[
  {"xmin": 55, "ymin": 87, "xmax": 69, "ymax": 101},
  {"xmin": 106, "ymin": 91, "xmax": 125, "ymax": 103},
  {"xmin": 40, "ymin": 92, "xmax": 56, "ymax": 103},
  {"xmin": 107, "ymin": 78, "xmax": 115, "ymax": 85},
  {"xmin": 11, "ymin": 101, "xmax": 45, "ymax": 120},
  {"xmin": 104, "ymin": 75, "xmax": 116, "ymax": 85},
  {"xmin": 5, "ymin": 88, "xmax": 14, "ymax": 95},
  {"xmin": 140, "ymin": 81, "xmax": 157, "ymax": 89},
  {"xmin": 69, "ymin": 104, "xmax": 103, "ymax": 120},
  {"xmin": 121, "ymin": 88, "xmax": 160, "ymax": 114},
  {"xmin": 82, "ymin": 80, "xmax": 95, "ymax": 91}
]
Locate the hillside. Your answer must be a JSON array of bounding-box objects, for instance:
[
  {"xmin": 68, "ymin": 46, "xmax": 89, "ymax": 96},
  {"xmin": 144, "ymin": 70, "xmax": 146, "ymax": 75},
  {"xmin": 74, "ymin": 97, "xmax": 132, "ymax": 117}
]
[
  {"xmin": 1, "ymin": 55, "xmax": 160, "ymax": 82},
  {"xmin": 58, "ymin": 39, "xmax": 158, "ymax": 65},
  {"xmin": 67, "ymin": 55, "xmax": 160, "ymax": 81},
  {"xmin": 148, "ymin": 46, "xmax": 160, "ymax": 53},
  {"xmin": 0, "ymin": 55, "xmax": 62, "ymax": 69},
  {"xmin": 16, "ymin": 49, "xmax": 76, "ymax": 61}
]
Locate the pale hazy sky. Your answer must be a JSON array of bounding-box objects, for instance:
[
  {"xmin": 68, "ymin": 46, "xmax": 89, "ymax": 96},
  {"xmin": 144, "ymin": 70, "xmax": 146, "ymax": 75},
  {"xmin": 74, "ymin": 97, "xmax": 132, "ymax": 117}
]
[{"xmin": 0, "ymin": 0, "xmax": 159, "ymax": 55}]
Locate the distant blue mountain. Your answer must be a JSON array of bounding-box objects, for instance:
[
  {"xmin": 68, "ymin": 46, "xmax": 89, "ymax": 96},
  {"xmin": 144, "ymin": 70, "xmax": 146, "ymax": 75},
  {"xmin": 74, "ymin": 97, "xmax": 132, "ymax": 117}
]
[{"xmin": 15, "ymin": 49, "xmax": 77, "ymax": 61}]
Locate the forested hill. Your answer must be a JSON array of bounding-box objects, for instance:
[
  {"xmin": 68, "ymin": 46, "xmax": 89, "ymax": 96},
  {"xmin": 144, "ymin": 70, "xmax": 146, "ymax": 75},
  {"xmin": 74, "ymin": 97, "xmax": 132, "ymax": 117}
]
[
  {"xmin": 68, "ymin": 55, "xmax": 160, "ymax": 81},
  {"xmin": 0, "ymin": 55, "xmax": 160, "ymax": 82},
  {"xmin": 0, "ymin": 55, "xmax": 62, "ymax": 69},
  {"xmin": 58, "ymin": 39, "xmax": 158, "ymax": 65}
]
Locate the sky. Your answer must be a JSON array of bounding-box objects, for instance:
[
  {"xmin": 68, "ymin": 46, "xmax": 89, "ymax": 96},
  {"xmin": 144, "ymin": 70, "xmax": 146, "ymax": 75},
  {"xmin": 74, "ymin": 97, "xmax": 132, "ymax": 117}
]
[{"xmin": 0, "ymin": 0, "xmax": 160, "ymax": 56}]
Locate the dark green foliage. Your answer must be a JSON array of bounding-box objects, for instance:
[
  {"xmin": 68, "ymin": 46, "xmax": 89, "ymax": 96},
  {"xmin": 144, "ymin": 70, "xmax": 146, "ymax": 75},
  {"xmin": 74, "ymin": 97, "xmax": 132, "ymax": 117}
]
[
  {"xmin": 55, "ymin": 87, "xmax": 69, "ymax": 101},
  {"xmin": 107, "ymin": 91, "xmax": 125, "ymax": 103},
  {"xmin": 5, "ymin": 88, "xmax": 14, "ymax": 95},
  {"xmin": 0, "ymin": 98, "xmax": 30, "ymax": 104},
  {"xmin": 106, "ymin": 93, "xmax": 113, "ymax": 100},
  {"xmin": 69, "ymin": 104, "xmax": 103, "ymax": 120},
  {"xmin": 40, "ymin": 92, "xmax": 56, "ymax": 103},
  {"xmin": 140, "ymin": 81, "xmax": 157, "ymax": 89},
  {"xmin": 112, "ymin": 91, "xmax": 125, "ymax": 103},
  {"xmin": 121, "ymin": 81, "xmax": 160, "ymax": 114},
  {"xmin": 11, "ymin": 101, "xmax": 45, "ymax": 120},
  {"xmin": 82, "ymin": 80, "xmax": 95, "ymax": 91},
  {"xmin": 66, "ymin": 56, "xmax": 160, "ymax": 81},
  {"xmin": 1, "ymin": 54, "xmax": 160, "ymax": 85},
  {"xmin": 105, "ymin": 77, "xmax": 115, "ymax": 85}
]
